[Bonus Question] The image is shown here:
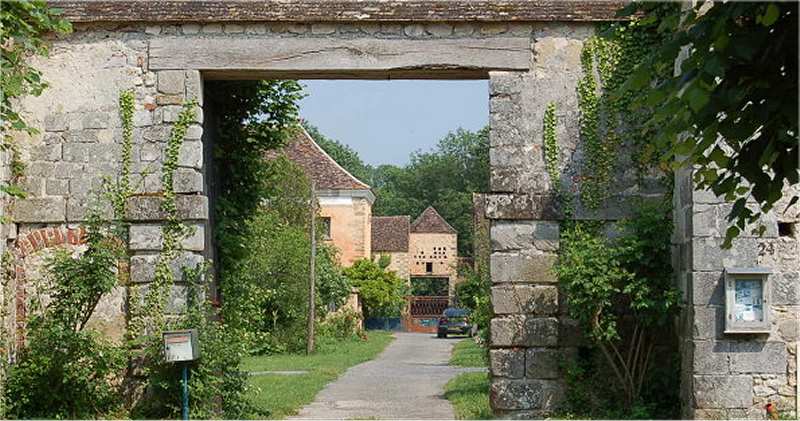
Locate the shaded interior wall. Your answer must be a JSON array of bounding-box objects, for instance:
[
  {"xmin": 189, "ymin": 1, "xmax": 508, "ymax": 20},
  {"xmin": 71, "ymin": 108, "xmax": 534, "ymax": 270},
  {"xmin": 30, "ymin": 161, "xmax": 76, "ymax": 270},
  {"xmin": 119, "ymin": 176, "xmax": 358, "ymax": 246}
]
[{"xmin": 201, "ymin": 80, "xmax": 220, "ymax": 301}]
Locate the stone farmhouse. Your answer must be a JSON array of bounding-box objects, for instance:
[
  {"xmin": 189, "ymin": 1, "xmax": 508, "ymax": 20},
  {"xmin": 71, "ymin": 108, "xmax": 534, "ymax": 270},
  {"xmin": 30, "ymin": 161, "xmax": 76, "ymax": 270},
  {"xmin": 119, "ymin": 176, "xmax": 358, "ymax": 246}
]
[{"xmin": 270, "ymin": 129, "xmax": 460, "ymax": 294}]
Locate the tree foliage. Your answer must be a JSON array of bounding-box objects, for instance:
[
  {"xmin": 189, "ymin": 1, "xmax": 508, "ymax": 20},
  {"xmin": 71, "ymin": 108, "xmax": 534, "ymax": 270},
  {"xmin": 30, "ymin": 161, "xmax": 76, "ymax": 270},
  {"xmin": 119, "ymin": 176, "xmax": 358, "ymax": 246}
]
[
  {"xmin": 343, "ymin": 259, "xmax": 407, "ymax": 318},
  {"xmin": 303, "ymin": 121, "xmax": 372, "ymax": 183},
  {"xmin": 618, "ymin": 2, "xmax": 798, "ymax": 246}
]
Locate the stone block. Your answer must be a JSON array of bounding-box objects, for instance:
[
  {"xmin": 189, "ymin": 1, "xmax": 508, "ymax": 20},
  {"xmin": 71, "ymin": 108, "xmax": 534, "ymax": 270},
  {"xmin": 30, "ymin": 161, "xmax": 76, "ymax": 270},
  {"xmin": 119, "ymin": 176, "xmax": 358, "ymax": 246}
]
[
  {"xmin": 182, "ymin": 24, "xmax": 200, "ymax": 34},
  {"xmin": 63, "ymin": 130, "xmax": 98, "ymax": 143},
  {"xmin": 692, "ymin": 375, "xmax": 752, "ymax": 408},
  {"xmin": 45, "ymin": 179, "xmax": 69, "ymax": 196},
  {"xmin": 480, "ymin": 23, "xmax": 508, "ymax": 35},
  {"xmin": 185, "ymin": 124, "xmax": 203, "ymax": 140},
  {"xmin": 223, "ymin": 23, "xmax": 244, "ymax": 33},
  {"xmin": 692, "ymin": 237, "xmax": 759, "ymax": 271},
  {"xmin": 160, "ymin": 105, "xmax": 184, "ymax": 122},
  {"xmin": 185, "ymin": 71, "xmax": 202, "ymax": 102},
  {"xmin": 490, "ymin": 379, "xmax": 563, "ymax": 411},
  {"xmin": 44, "ymin": 113, "xmax": 69, "ymax": 131},
  {"xmin": 129, "ymin": 224, "xmax": 163, "ymax": 251},
  {"xmin": 403, "ymin": 24, "xmax": 425, "ymax": 37},
  {"xmin": 181, "ymin": 224, "xmax": 205, "ymax": 251},
  {"xmin": 13, "ymin": 197, "xmax": 66, "ymax": 222},
  {"xmin": 131, "ymin": 251, "xmax": 205, "ymax": 284},
  {"xmin": 693, "ymin": 306, "xmax": 725, "ymax": 340},
  {"xmin": 491, "ymin": 316, "xmax": 558, "ymax": 347},
  {"xmin": 691, "ymin": 271, "xmax": 724, "ymax": 306},
  {"xmin": 491, "ymin": 221, "xmax": 534, "ymax": 251},
  {"xmin": 729, "ymin": 341, "xmax": 787, "ymax": 374},
  {"xmin": 63, "ymin": 143, "xmax": 120, "ymax": 164},
  {"xmin": 30, "ymin": 144, "xmax": 62, "ymax": 161},
  {"xmin": 485, "ymin": 194, "xmax": 560, "ymax": 220},
  {"xmin": 173, "ymin": 168, "xmax": 203, "ymax": 193},
  {"xmin": 525, "ymin": 348, "xmax": 561, "ymax": 379},
  {"xmin": 692, "ymin": 204, "xmax": 719, "ymax": 237},
  {"xmin": 178, "ymin": 141, "xmax": 203, "ymax": 168},
  {"xmin": 139, "ymin": 143, "xmax": 162, "ymax": 162},
  {"xmin": 166, "ymin": 284, "xmax": 188, "ymax": 314},
  {"xmin": 490, "ymin": 348, "xmax": 525, "ymax": 379},
  {"xmin": 125, "ymin": 194, "xmax": 209, "ymax": 221},
  {"xmin": 453, "ymin": 23, "xmax": 475, "ymax": 36},
  {"xmin": 692, "ymin": 340, "xmax": 730, "ymax": 375},
  {"xmin": 66, "ymin": 198, "xmax": 113, "ymax": 221},
  {"xmin": 772, "ymin": 271, "xmax": 799, "ymax": 305},
  {"xmin": 492, "ymin": 285, "xmax": 558, "ymax": 316},
  {"xmin": 157, "ymin": 70, "xmax": 185, "ymax": 95},
  {"xmin": 82, "ymin": 112, "xmax": 111, "ymax": 129},
  {"xmin": 491, "ymin": 252, "xmax": 556, "ymax": 283}
]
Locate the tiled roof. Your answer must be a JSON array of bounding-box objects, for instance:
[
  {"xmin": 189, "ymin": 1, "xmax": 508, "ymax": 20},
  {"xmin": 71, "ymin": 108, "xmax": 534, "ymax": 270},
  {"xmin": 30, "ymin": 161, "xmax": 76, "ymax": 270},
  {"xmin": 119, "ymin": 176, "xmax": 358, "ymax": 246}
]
[
  {"xmin": 265, "ymin": 128, "xmax": 371, "ymax": 191},
  {"xmin": 410, "ymin": 206, "xmax": 457, "ymax": 234},
  {"xmin": 371, "ymin": 216, "xmax": 410, "ymax": 252}
]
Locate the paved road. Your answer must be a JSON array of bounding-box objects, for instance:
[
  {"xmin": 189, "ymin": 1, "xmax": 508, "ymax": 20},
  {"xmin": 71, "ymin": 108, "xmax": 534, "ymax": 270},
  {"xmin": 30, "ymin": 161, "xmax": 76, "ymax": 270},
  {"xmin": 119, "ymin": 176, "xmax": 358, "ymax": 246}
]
[{"xmin": 291, "ymin": 332, "xmax": 484, "ymax": 419}]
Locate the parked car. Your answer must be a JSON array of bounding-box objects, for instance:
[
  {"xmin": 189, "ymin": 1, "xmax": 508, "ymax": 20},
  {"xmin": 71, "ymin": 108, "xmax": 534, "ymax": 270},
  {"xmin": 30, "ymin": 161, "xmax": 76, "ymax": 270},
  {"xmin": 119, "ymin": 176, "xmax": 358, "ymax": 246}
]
[{"xmin": 437, "ymin": 307, "xmax": 473, "ymax": 338}]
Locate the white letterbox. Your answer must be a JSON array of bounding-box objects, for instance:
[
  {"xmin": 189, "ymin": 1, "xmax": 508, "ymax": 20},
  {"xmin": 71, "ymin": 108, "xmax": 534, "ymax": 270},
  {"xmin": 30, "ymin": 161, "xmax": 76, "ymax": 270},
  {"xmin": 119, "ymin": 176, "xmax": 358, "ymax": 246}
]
[
  {"xmin": 163, "ymin": 329, "xmax": 200, "ymax": 362},
  {"xmin": 724, "ymin": 267, "xmax": 771, "ymax": 334}
]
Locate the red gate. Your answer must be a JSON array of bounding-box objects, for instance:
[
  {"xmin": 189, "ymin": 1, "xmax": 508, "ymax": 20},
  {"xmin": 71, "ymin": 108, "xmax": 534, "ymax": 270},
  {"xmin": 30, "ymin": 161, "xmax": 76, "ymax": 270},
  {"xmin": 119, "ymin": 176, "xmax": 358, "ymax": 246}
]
[{"xmin": 403, "ymin": 296, "xmax": 449, "ymax": 333}]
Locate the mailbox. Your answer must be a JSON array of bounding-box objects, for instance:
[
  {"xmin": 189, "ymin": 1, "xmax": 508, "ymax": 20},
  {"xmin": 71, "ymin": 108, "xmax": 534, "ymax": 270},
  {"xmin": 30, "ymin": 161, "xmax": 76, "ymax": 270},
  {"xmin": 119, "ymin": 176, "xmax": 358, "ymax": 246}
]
[
  {"xmin": 163, "ymin": 329, "xmax": 200, "ymax": 362},
  {"xmin": 724, "ymin": 267, "xmax": 771, "ymax": 334}
]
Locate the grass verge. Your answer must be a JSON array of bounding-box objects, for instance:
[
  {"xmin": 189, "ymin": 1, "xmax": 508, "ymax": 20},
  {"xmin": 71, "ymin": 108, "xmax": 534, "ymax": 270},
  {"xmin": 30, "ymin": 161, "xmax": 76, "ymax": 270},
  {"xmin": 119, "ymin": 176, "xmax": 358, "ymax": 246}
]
[
  {"xmin": 444, "ymin": 372, "xmax": 493, "ymax": 420},
  {"xmin": 446, "ymin": 338, "xmax": 492, "ymax": 419},
  {"xmin": 449, "ymin": 338, "xmax": 488, "ymax": 367},
  {"xmin": 243, "ymin": 331, "xmax": 394, "ymax": 419}
]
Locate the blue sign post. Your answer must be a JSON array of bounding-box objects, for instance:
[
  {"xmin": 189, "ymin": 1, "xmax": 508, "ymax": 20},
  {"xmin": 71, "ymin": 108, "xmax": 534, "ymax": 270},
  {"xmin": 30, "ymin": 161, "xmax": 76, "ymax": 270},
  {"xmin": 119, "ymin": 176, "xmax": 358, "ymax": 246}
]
[{"xmin": 182, "ymin": 363, "xmax": 189, "ymax": 420}]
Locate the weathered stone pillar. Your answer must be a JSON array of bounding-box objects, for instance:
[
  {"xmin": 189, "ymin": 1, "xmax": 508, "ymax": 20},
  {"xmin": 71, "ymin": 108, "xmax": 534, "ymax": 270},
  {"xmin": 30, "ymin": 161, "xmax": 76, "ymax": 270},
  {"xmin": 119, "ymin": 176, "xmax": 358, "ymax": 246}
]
[
  {"xmin": 486, "ymin": 23, "xmax": 592, "ymax": 418},
  {"xmin": 676, "ymin": 166, "xmax": 799, "ymax": 419}
]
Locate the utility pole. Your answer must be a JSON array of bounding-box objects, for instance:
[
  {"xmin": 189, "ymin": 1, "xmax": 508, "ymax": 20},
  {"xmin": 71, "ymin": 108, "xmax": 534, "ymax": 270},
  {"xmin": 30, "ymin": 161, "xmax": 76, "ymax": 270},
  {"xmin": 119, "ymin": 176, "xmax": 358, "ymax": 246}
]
[{"xmin": 307, "ymin": 182, "xmax": 316, "ymax": 354}]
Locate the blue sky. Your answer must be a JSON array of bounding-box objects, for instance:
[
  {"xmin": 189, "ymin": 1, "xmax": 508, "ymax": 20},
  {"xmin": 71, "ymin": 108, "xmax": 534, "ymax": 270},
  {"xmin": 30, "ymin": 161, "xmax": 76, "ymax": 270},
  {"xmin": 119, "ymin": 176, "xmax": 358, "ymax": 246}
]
[{"xmin": 298, "ymin": 80, "xmax": 489, "ymax": 166}]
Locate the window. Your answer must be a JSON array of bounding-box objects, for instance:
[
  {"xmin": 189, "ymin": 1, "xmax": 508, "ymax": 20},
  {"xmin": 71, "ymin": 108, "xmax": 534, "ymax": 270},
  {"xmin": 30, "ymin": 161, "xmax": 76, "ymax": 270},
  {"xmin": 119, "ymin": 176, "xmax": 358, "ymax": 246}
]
[
  {"xmin": 319, "ymin": 217, "xmax": 331, "ymax": 240},
  {"xmin": 425, "ymin": 262, "xmax": 433, "ymax": 273}
]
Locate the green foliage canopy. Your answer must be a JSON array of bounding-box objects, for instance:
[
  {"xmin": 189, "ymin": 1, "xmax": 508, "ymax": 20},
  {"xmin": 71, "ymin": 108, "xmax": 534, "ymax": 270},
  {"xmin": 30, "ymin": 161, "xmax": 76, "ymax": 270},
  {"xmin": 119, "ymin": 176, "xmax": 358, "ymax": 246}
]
[
  {"xmin": 618, "ymin": 2, "xmax": 798, "ymax": 246},
  {"xmin": 343, "ymin": 259, "xmax": 407, "ymax": 318}
]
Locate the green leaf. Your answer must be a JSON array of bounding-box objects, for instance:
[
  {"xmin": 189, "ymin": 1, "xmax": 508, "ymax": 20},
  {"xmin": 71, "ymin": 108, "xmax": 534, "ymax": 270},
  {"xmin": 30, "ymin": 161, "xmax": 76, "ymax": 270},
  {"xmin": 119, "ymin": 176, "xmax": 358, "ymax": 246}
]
[
  {"xmin": 684, "ymin": 83, "xmax": 710, "ymax": 112},
  {"xmin": 760, "ymin": 4, "xmax": 780, "ymax": 26}
]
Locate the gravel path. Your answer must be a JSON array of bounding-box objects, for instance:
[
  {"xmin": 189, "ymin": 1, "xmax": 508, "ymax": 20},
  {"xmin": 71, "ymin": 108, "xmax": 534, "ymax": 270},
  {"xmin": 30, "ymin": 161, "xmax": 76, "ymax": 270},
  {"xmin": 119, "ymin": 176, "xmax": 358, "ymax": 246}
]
[{"xmin": 291, "ymin": 332, "xmax": 483, "ymax": 419}]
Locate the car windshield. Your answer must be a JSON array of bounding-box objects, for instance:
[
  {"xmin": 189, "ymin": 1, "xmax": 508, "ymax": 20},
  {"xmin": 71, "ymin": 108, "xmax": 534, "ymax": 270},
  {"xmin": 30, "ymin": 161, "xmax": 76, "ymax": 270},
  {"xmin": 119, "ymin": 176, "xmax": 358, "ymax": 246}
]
[{"xmin": 444, "ymin": 308, "xmax": 468, "ymax": 317}]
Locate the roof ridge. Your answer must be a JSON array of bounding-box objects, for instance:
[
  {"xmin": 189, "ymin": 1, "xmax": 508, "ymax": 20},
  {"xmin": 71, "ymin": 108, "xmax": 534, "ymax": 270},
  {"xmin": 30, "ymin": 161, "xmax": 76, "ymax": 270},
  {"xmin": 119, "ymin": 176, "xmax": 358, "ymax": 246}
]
[
  {"xmin": 298, "ymin": 126, "xmax": 371, "ymax": 190},
  {"xmin": 410, "ymin": 206, "xmax": 457, "ymax": 234}
]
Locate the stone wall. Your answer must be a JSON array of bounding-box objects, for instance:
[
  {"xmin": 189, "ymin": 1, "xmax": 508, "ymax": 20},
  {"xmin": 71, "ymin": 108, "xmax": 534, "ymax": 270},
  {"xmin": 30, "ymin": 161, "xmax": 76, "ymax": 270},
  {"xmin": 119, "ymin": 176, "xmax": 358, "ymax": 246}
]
[
  {"xmin": 409, "ymin": 232, "xmax": 458, "ymax": 294},
  {"xmin": 675, "ymin": 167, "xmax": 799, "ymax": 419},
  {"xmin": 373, "ymin": 251, "xmax": 409, "ymax": 281},
  {"xmin": 1, "ymin": 12, "xmax": 796, "ymax": 420}
]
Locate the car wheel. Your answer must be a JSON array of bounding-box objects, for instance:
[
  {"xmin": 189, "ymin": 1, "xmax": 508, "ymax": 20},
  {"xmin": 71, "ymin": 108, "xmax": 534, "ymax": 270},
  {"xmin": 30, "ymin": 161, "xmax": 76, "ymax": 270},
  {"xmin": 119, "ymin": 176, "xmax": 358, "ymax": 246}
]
[{"xmin": 442, "ymin": 331, "xmax": 448, "ymax": 338}]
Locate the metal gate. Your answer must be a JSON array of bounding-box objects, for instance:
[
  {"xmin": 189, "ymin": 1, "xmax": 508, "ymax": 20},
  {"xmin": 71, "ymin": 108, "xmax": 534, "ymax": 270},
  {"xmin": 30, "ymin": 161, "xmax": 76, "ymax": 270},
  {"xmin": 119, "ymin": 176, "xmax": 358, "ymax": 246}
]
[{"xmin": 403, "ymin": 296, "xmax": 450, "ymax": 333}]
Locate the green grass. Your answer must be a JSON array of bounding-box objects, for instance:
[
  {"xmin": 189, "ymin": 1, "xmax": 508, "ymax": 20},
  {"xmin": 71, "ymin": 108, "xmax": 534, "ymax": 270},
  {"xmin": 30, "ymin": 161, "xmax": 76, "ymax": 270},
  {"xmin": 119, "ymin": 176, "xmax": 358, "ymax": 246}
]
[
  {"xmin": 446, "ymin": 338, "xmax": 492, "ymax": 419},
  {"xmin": 243, "ymin": 331, "xmax": 394, "ymax": 419},
  {"xmin": 444, "ymin": 372, "xmax": 493, "ymax": 420},
  {"xmin": 449, "ymin": 338, "xmax": 488, "ymax": 367}
]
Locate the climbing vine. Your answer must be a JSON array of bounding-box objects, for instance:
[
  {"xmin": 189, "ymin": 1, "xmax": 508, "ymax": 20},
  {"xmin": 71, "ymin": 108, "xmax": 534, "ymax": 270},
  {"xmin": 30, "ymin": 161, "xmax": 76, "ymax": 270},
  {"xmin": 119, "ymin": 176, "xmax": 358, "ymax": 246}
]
[
  {"xmin": 543, "ymin": 102, "xmax": 559, "ymax": 185},
  {"xmin": 128, "ymin": 100, "xmax": 196, "ymax": 341},
  {"xmin": 109, "ymin": 90, "xmax": 135, "ymax": 222},
  {"xmin": 576, "ymin": 21, "xmax": 660, "ymax": 210}
]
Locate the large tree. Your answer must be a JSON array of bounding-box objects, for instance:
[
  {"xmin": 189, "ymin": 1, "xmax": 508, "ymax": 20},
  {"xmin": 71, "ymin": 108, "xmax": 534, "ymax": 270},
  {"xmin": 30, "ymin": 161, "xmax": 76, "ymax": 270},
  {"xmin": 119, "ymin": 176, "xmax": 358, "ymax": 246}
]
[{"xmin": 619, "ymin": 2, "xmax": 798, "ymax": 245}]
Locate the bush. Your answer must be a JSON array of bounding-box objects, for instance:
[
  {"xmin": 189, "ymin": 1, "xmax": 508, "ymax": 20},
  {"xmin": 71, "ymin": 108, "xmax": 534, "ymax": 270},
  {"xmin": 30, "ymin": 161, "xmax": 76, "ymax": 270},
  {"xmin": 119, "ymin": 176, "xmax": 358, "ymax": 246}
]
[
  {"xmin": 343, "ymin": 259, "xmax": 407, "ymax": 318},
  {"xmin": 555, "ymin": 201, "xmax": 679, "ymax": 416},
  {"xmin": 4, "ymin": 216, "xmax": 127, "ymax": 418},
  {"xmin": 318, "ymin": 308, "xmax": 364, "ymax": 341}
]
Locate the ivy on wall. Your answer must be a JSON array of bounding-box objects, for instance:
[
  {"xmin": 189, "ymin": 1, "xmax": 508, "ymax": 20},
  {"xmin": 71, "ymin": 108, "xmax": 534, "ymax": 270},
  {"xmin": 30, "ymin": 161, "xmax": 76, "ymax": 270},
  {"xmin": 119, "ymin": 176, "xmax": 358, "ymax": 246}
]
[
  {"xmin": 128, "ymin": 100, "xmax": 196, "ymax": 341},
  {"xmin": 575, "ymin": 21, "xmax": 660, "ymax": 210}
]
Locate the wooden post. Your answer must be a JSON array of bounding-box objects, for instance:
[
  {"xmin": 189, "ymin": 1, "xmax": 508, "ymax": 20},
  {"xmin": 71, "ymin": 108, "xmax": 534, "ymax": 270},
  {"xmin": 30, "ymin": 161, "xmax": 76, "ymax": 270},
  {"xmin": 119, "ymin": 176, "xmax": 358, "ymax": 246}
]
[{"xmin": 307, "ymin": 182, "xmax": 316, "ymax": 354}]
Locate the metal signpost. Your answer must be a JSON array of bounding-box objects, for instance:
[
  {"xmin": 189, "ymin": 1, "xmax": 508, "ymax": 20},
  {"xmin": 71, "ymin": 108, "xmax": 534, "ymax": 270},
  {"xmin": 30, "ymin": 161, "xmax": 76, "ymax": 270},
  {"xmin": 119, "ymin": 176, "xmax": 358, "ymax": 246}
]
[{"xmin": 163, "ymin": 329, "xmax": 200, "ymax": 420}]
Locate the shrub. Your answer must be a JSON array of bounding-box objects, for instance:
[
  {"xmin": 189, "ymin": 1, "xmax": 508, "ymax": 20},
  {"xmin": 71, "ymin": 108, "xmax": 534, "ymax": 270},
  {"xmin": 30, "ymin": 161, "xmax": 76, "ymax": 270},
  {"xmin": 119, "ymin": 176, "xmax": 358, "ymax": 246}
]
[
  {"xmin": 4, "ymin": 216, "xmax": 127, "ymax": 418},
  {"xmin": 455, "ymin": 266, "xmax": 491, "ymax": 344},
  {"xmin": 343, "ymin": 259, "xmax": 407, "ymax": 318},
  {"xmin": 555, "ymin": 201, "xmax": 679, "ymax": 415},
  {"xmin": 318, "ymin": 308, "xmax": 364, "ymax": 341}
]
